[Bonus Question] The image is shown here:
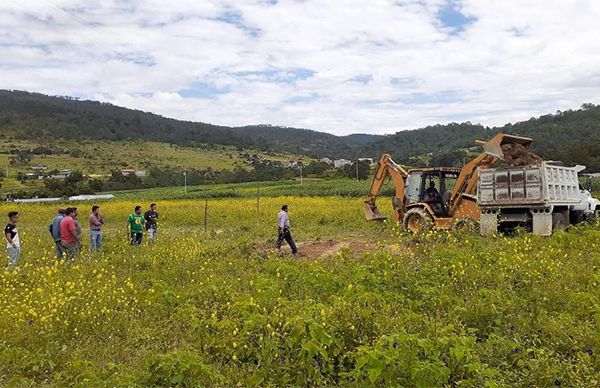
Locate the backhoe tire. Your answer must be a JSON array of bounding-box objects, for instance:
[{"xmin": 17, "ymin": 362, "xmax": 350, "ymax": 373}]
[
  {"xmin": 403, "ymin": 208, "xmax": 433, "ymax": 234},
  {"xmin": 453, "ymin": 218, "xmax": 480, "ymax": 233}
]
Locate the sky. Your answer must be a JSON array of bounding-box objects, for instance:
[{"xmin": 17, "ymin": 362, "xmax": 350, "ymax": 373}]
[{"xmin": 1, "ymin": 0, "xmax": 600, "ymax": 135}]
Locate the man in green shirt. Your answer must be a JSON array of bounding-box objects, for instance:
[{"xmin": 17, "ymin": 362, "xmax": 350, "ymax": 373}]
[{"xmin": 126, "ymin": 205, "xmax": 146, "ymax": 245}]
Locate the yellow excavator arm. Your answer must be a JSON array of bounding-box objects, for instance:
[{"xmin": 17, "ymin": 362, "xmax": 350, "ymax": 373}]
[{"xmin": 364, "ymin": 154, "xmax": 409, "ymax": 222}]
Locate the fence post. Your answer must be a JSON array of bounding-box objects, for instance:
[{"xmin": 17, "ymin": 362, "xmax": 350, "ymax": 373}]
[
  {"xmin": 256, "ymin": 180, "xmax": 260, "ymax": 217},
  {"xmin": 204, "ymin": 198, "xmax": 208, "ymax": 232}
]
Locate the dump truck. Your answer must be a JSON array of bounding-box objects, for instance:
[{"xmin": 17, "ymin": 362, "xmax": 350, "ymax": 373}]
[
  {"xmin": 364, "ymin": 133, "xmax": 534, "ymax": 233},
  {"xmin": 478, "ymin": 162, "xmax": 600, "ymax": 236}
]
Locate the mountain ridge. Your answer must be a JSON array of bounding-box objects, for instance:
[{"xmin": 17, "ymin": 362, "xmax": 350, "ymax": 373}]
[{"xmin": 1, "ymin": 90, "xmax": 600, "ymax": 169}]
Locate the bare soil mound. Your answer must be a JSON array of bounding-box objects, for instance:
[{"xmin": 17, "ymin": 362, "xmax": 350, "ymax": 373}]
[
  {"xmin": 253, "ymin": 239, "xmax": 378, "ymax": 260},
  {"xmin": 295, "ymin": 240, "xmax": 377, "ymax": 260},
  {"xmin": 500, "ymin": 143, "xmax": 543, "ymax": 166}
]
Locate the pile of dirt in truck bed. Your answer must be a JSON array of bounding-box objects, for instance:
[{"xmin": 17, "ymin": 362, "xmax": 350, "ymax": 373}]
[{"xmin": 500, "ymin": 143, "xmax": 544, "ymax": 166}]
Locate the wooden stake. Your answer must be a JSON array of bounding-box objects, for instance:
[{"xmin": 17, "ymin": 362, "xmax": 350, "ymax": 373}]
[
  {"xmin": 256, "ymin": 180, "xmax": 260, "ymax": 217},
  {"xmin": 204, "ymin": 198, "xmax": 208, "ymax": 232}
]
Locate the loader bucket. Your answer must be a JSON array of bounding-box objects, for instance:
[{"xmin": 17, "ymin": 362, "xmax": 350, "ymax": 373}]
[
  {"xmin": 477, "ymin": 133, "xmax": 534, "ymax": 159},
  {"xmin": 364, "ymin": 201, "xmax": 387, "ymax": 221}
]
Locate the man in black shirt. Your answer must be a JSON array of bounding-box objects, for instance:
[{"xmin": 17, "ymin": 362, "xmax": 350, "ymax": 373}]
[
  {"xmin": 144, "ymin": 203, "xmax": 159, "ymax": 244},
  {"xmin": 4, "ymin": 211, "xmax": 20, "ymax": 267}
]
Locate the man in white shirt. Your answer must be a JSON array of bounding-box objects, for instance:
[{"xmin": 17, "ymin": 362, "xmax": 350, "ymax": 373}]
[{"xmin": 276, "ymin": 205, "xmax": 298, "ymax": 256}]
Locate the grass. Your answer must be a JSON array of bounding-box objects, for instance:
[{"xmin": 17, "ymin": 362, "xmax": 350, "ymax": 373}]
[{"xmin": 1, "ymin": 193, "xmax": 600, "ymax": 385}]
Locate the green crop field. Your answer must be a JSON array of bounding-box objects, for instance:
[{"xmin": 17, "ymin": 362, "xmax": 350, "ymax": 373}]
[
  {"xmin": 1, "ymin": 188, "xmax": 600, "ymax": 386},
  {"xmin": 0, "ymin": 139, "xmax": 310, "ymax": 194},
  {"xmin": 105, "ymin": 178, "xmax": 393, "ymax": 201}
]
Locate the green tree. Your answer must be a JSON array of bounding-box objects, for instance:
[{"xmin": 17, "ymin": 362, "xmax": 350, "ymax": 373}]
[{"xmin": 345, "ymin": 160, "xmax": 370, "ymax": 180}]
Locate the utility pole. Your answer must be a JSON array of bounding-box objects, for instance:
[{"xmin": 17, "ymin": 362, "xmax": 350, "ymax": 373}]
[
  {"xmin": 300, "ymin": 165, "xmax": 303, "ymax": 185},
  {"xmin": 183, "ymin": 168, "xmax": 187, "ymax": 193},
  {"xmin": 356, "ymin": 160, "xmax": 359, "ymax": 181}
]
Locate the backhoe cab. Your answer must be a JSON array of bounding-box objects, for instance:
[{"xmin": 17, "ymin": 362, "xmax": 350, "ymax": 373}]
[{"xmin": 364, "ymin": 133, "xmax": 534, "ymax": 233}]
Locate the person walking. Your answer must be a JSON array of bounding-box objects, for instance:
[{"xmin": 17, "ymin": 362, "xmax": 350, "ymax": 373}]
[
  {"xmin": 144, "ymin": 203, "xmax": 159, "ymax": 244},
  {"xmin": 48, "ymin": 208, "xmax": 65, "ymax": 259},
  {"xmin": 127, "ymin": 205, "xmax": 145, "ymax": 245},
  {"xmin": 89, "ymin": 205, "xmax": 104, "ymax": 251},
  {"xmin": 60, "ymin": 207, "xmax": 81, "ymax": 260},
  {"xmin": 276, "ymin": 205, "xmax": 298, "ymax": 256},
  {"xmin": 4, "ymin": 211, "xmax": 20, "ymax": 267}
]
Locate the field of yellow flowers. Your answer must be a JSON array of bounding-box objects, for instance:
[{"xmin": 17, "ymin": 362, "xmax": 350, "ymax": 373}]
[{"xmin": 1, "ymin": 196, "xmax": 600, "ymax": 386}]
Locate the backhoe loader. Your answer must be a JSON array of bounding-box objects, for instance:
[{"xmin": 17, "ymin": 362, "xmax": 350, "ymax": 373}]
[{"xmin": 364, "ymin": 133, "xmax": 534, "ymax": 233}]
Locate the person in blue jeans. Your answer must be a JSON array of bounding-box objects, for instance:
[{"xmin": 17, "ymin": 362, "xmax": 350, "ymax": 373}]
[
  {"xmin": 48, "ymin": 208, "xmax": 65, "ymax": 259},
  {"xmin": 4, "ymin": 211, "xmax": 20, "ymax": 267},
  {"xmin": 89, "ymin": 205, "xmax": 104, "ymax": 251}
]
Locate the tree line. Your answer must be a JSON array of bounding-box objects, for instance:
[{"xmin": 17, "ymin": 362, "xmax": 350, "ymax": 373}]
[{"xmin": 6, "ymin": 159, "xmax": 372, "ymax": 198}]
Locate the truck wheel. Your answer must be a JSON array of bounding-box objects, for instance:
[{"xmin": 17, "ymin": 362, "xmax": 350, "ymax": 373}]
[
  {"xmin": 403, "ymin": 208, "xmax": 433, "ymax": 234},
  {"xmin": 552, "ymin": 212, "xmax": 568, "ymax": 231},
  {"xmin": 453, "ymin": 218, "xmax": 480, "ymax": 233}
]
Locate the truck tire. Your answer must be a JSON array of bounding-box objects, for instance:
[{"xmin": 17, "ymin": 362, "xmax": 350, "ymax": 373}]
[
  {"xmin": 594, "ymin": 206, "xmax": 600, "ymax": 221},
  {"xmin": 453, "ymin": 218, "xmax": 480, "ymax": 233},
  {"xmin": 403, "ymin": 208, "xmax": 433, "ymax": 234},
  {"xmin": 552, "ymin": 212, "xmax": 568, "ymax": 231}
]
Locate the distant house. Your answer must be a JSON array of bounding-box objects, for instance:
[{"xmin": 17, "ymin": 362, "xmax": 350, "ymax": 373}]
[
  {"xmin": 319, "ymin": 158, "xmax": 333, "ymax": 164},
  {"xmin": 121, "ymin": 168, "xmax": 146, "ymax": 178},
  {"xmin": 30, "ymin": 165, "xmax": 48, "ymax": 170},
  {"xmin": 358, "ymin": 157, "xmax": 374, "ymax": 165},
  {"xmin": 48, "ymin": 173, "xmax": 68, "ymax": 179},
  {"xmin": 87, "ymin": 174, "xmax": 110, "ymax": 179},
  {"xmin": 334, "ymin": 159, "xmax": 353, "ymax": 168},
  {"xmin": 23, "ymin": 173, "xmax": 44, "ymax": 180},
  {"xmin": 288, "ymin": 160, "xmax": 302, "ymax": 169}
]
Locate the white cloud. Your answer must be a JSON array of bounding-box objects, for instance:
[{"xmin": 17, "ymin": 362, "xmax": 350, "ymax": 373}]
[{"xmin": 1, "ymin": 0, "xmax": 599, "ymax": 135}]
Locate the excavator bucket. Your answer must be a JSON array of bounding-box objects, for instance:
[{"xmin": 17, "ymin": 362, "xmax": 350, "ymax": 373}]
[
  {"xmin": 364, "ymin": 201, "xmax": 387, "ymax": 221},
  {"xmin": 476, "ymin": 133, "xmax": 533, "ymax": 159}
]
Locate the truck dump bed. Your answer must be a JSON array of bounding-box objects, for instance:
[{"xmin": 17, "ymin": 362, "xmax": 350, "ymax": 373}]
[{"xmin": 478, "ymin": 162, "xmax": 581, "ymax": 207}]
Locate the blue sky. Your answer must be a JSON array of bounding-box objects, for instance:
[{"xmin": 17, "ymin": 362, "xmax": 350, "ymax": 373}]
[{"xmin": 1, "ymin": 0, "xmax": 599, "ymax": 135}]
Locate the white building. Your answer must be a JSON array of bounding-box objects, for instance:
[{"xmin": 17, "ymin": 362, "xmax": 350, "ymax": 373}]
[
  {"xmin": 121, "ymin": 169, "xmax": 146, "ymax": 178},
  {"xmin": 334, "ymin": 159, "xmax": 353, "ymax": 168}
]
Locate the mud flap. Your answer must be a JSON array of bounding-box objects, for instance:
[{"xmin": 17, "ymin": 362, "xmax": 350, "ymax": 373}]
[
  {"xmin": 480, "ymin": 212, "xmax": 498, "ymax": 235},
  {"xmin": 532, "ymin": 212, "xmax": 552, "ymax": 236}
]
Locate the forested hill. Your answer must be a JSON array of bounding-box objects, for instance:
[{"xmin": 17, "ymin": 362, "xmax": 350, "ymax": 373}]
[
  {"xmin": 1, "ymin": 90, "xmax": 600, "ymax": 169},
  {"xmin": 363, "ymin": 103, "xmax": 600, "ymax": 170},
  {"xmin": 0, "ymin": 90, "xmax": 380, "ymax": 159}
]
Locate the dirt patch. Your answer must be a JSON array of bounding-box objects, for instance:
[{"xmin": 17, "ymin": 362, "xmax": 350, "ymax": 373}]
[
  {"xmin": 295, "ymin": 240, "xmax": 377, "ymax": 260},
  {"xmin": 253, "ymin": 239, "xmax": 378, "ymax": 260},
  {"xmin": 500, "ymin": 143, "xmax": 543, "ymax": 166}
]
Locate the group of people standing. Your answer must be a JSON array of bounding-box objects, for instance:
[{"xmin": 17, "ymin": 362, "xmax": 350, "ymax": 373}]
[
  {"xmin": 4, "ymin": 203, "xmax": 159, "ymax": 266},
  {"xmin": 5, "ymin": 201, "xmax": 299, "ymax": 266}
]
